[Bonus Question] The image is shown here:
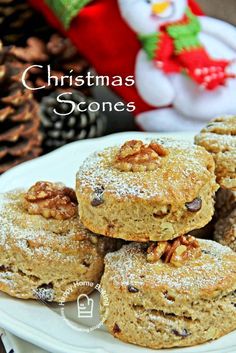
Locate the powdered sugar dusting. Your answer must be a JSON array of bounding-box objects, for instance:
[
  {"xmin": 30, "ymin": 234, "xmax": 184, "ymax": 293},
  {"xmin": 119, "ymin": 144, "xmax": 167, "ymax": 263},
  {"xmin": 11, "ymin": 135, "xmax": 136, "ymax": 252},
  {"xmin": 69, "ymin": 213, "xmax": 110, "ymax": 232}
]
[
  {"xmin": 33, "ymin": 287, "xmax": 55, "ymax": 302},
  {"xmin": 196, "ymin": 133, "xmax": 236, "ymax": 151},
  {"xmin": 0, "ymin": 190, "xmax": 94, "ymax": 261},
  {"xmin": 77, "ymin": 138, "xmax": 214, "ymax": 201},
  {"xmin": 195, "ymin": 115, "xmax": 236, "ymax": 152},
  {"xmin": 105, "ymin": 240, "xmax": 236, "ymax": 292},
  {"xmin": 202, "ymin": 115, "xmax": 236, "ymax": 136},
  {"xmin": 0, "ymin": 271, "xmax": 14, "ymax": 288}
]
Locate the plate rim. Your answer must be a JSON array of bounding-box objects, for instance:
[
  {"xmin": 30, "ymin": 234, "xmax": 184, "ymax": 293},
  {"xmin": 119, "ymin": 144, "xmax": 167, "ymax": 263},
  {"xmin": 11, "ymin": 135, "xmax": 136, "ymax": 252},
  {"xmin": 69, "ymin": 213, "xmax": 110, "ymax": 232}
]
[
  {"xmin": 0, "ymin": 131, "xmax": 193, "ymax": 189},
  {"xmin": 0, "ymin": 310, "xmax": 105, "ymax": 353}
]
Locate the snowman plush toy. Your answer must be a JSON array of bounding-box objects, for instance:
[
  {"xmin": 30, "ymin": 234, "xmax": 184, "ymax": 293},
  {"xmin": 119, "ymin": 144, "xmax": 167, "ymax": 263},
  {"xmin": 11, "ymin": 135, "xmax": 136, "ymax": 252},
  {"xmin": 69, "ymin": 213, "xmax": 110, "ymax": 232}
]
[{"xmin": 118, "ymin": 0, "xmax": 236, "ymax": 131}]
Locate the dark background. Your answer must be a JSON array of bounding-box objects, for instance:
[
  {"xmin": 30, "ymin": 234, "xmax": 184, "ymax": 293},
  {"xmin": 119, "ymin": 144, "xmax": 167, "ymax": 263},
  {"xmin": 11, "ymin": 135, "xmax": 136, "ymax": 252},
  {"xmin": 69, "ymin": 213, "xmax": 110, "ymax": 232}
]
[{"xmin": 1, "ymin": 0, "xmax": 235, "ymax": 352}]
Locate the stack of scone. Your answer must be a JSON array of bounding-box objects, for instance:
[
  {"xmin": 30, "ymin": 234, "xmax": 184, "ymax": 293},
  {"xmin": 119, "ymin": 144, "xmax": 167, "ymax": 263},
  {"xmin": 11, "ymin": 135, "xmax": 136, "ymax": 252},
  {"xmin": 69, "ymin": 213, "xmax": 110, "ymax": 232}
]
[
  {"xmin": 76, "ymin": 131, "xmax": 236, "ymax": 348},
  {"xmin": 0, "ymin": 115, "xmax": 235, "ymax": 350},
  {"xmin": 195, "ymin": 116, "xmax": 236, "ymax": 252}
]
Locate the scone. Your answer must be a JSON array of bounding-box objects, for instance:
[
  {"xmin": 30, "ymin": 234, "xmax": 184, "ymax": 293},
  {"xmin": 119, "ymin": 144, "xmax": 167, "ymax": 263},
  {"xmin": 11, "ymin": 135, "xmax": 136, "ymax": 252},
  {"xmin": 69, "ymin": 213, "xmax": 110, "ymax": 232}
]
[
  {"xmin": 76, "ymin": 139, "xmax": 218, "ymax": 242},
  {"xmin": 0, "ymin": 181, "xmax": 117, "ymax": 302},
  {"xmin": 190, "ymin": 188, "xmax": 236, "ymax": 240},
  {"xmin": 100, "ymin": 239, "xmax": 236, "ymax": 349},
  {"xmin": 214, "ymin": 209, "xmax": 236, "ymax": 252},
  {"xmin": 215, "ymin": 188, "xmax": 236, "ymax": 219},
  {"xmin": 195, "ymin": 116, "xmax": 236, "ymax": 190}
]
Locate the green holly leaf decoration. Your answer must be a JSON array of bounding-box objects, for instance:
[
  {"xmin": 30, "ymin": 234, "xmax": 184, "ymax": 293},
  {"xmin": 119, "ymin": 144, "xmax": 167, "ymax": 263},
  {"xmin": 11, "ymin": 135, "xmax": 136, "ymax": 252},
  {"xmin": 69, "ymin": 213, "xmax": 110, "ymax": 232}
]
[{"xmin": 46, "ymin": 0, "xmax": 92, "ymax": 29}]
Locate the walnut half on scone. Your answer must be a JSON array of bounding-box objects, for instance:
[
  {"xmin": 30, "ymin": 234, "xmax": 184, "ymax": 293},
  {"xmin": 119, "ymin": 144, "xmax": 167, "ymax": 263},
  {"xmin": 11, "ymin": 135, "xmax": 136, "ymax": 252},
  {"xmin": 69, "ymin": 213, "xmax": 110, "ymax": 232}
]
[
  {"xmin": 114, "ymin": 140, "xmax": 168, "ymax": 172},
  {"xmin": 24, "ymin": 181, "xmax": 77, "ymax": 220},
  {"xmin": 100, "ymin": 240, "xmax": 236, "ymax": 349},
  {"xmin": 0, "ymin": 182, "xmax": 118, "ymax": 302},
  {"xmin": 146, "ymin": 235, "xmax": 201, "ymax": 267},
  {"xmin": 76, "ymin": 138, "xmax": 218, "ymax": 242}
]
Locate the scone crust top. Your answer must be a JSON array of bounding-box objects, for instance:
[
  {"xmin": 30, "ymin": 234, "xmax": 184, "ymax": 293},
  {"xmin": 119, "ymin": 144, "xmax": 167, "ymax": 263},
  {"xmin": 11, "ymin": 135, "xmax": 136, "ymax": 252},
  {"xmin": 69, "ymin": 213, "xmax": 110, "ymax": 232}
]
[
  {"xmin": 104, "ymin": 240, "xmax": 236, "ymax": 299},
  {"xmin": 195, "ymin": 115, "xmax": 236, "ymax": 190},
  {"xmin": 0, "ymin": 190, "xmax": 108, "ymax": 257},
  {"xmin": 77, "ymin": 139, "xmax": 216, "ymax": 205}
]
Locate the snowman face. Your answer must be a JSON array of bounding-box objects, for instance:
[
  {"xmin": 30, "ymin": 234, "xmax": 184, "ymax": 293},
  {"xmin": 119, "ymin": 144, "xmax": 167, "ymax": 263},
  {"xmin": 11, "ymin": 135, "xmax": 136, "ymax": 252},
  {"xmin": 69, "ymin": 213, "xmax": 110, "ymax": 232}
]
[{"xmin": 118, "ymin": 0, "xmax": 187, "ymax": 34}]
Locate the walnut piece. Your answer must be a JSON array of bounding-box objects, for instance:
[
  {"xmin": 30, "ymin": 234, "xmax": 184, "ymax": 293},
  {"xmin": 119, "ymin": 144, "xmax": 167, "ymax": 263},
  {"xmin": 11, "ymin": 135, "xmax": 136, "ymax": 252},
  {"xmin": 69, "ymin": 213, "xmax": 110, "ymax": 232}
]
[
  {"xmin": 24, "ymin": 181, "xmax": 78, "ymax": 220},
  {"xmin": 114, "ymin": 140, "xmax": 168, "ymax": 172},
  {"xmin": 147, "ymin": 235, "xmax": 201, "ymax": 267}
]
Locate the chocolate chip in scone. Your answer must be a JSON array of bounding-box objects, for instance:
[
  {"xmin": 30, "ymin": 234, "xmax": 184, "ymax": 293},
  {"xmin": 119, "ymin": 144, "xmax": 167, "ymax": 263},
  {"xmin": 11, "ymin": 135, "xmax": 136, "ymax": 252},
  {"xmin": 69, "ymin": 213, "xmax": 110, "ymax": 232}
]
[
  {"xmin": 91, "ymin": 197, "xmax": 104, "ymax": 207},
  {"xmin": 113, "ymin": 323, "xmax": 121, "ymax": 334},
  {"xmin": 91, "ymin": 186, "xmax": 104, "ymax": 207},
  {"xmin": 164, "ymin": 291, "xmax": 175, "ymax": 302},
  {"xmin": 127, "ymin": 285, "xmax": 139, "ymax": 293},
  {"xmin": 0, "ymin": 265, "xmax": 11, "ymax": 271},
  {"xmin": 82, "ymin": 259, "xmax": 91, "ymax": 268},
  {"xmin": 172, "ymin": 328, "xmax": 189, "ymax": 338},
  {"xmin": 185, "ymin": 198, "xmax": 202, "ymax": 212},
  {"xmin": 38, "ymin": 283, "xmax": 54, "ymax": 289}
]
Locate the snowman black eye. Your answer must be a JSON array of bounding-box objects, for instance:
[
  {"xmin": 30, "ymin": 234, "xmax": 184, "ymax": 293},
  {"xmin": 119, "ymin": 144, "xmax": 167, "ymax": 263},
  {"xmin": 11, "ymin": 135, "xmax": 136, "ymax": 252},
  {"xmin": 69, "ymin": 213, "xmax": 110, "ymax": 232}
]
[{"xmin": 146, "ymin": 0, "xmax": 151, "ymax": 3}]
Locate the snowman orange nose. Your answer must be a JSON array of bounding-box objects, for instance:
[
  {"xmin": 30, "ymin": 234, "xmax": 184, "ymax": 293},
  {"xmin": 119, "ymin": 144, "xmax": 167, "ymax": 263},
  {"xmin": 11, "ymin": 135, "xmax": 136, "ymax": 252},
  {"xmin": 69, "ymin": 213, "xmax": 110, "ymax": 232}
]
[{"xmin": 152, "ymin": 1, "xmax": 170, "ymax": 15}]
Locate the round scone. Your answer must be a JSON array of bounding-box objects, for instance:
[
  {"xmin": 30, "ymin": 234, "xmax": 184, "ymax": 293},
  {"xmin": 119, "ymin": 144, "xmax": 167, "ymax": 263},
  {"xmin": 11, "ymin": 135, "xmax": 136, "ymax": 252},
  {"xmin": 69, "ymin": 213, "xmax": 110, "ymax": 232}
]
[
  {"xmin": 0, "ymin": 182, "xmax": 117, "ymax": 302},
  {"xmin": 195, "ymin": 116, "xmax": 236, "ymax": 190},
  {"xmin": 76, "ymin": 139, "xmax": 218, "ymax": 241},
  {"xmin": 100, "ymin": 239, "xmax": 236, "ymax": 349},
  {"xmin": 214, "ymin": 209, "xmax": 236, "ymax": 252}
]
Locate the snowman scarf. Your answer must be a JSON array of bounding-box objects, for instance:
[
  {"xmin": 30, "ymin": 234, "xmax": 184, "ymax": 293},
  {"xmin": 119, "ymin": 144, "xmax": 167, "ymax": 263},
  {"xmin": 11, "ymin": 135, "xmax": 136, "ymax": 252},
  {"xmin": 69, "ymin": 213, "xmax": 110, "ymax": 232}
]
[{"xmin": 139, "ymin": 8, "xmax": 234, "ymax": 90}]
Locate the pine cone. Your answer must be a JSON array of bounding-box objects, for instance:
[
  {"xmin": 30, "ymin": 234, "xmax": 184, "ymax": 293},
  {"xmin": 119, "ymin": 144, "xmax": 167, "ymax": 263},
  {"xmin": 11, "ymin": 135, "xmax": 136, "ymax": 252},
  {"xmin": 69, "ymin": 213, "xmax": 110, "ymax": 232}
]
[
  {"xmin": 41, "ymin": 91, "xmax": 107, "ymax": 152},
  {"xmin": 0, "ymin": 41, "xmax": 42, "ymax": 173},
  {"xmin": 9, "ymin": 34, "xmax": 91, "ymax": 101},
  {"xmin": 0, "ymin": 0, "xmax": 52, "ymax": 46}
]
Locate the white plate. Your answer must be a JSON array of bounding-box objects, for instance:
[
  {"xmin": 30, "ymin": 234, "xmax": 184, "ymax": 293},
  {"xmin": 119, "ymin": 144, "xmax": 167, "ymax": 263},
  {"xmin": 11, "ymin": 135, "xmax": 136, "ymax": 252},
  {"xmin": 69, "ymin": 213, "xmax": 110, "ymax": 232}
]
[
  {"xmin": 1, "ymin": 328, "xmax": 48, "ymax": 353},
  {"xmin": 0, "ymin": 132, "xmax": 235, "ymax": 353}
]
